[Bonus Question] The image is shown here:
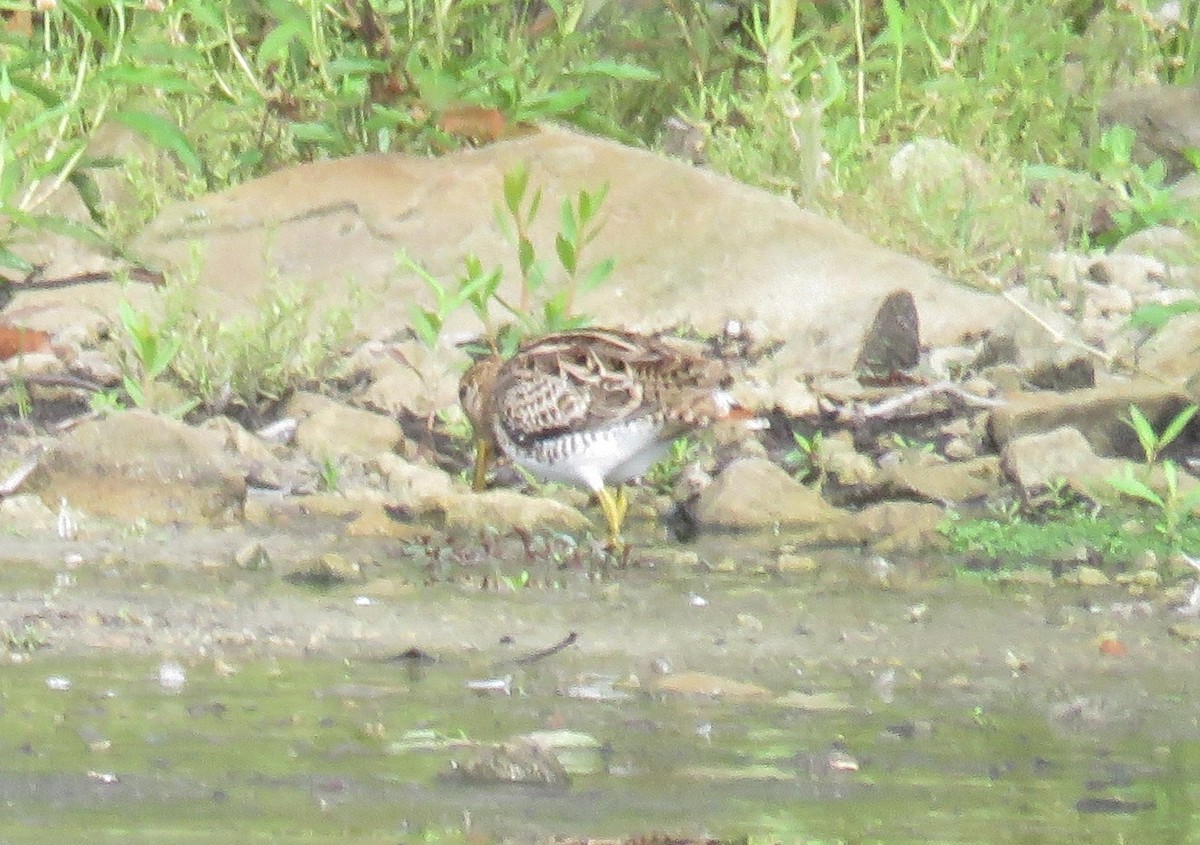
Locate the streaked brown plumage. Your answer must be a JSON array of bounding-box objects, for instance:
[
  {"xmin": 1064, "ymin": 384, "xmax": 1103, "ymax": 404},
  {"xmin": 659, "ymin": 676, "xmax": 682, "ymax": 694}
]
[{"xmin": 459, "ymin": 327, "xmax": 747, "ymax": 542}]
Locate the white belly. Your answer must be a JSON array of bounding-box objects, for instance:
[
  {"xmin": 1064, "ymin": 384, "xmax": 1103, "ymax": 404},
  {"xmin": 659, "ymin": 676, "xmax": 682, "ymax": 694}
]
[{"xmin": 499, "ymin": 420, "xmax": 669, "ymax": 492}]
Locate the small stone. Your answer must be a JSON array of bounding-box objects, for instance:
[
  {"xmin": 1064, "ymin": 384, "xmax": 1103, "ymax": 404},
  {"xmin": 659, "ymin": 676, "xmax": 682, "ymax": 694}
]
[
  {"xmin": 1168, "ymin": 622, "xmax": 1200, "ymax": 642},
  {"xmin": 650, "ymin": 548, "xmax": 701, "ymax": 569},
  {"xmin": 907, "ymin": 603, "xmax": 929, "ymax": 623},
  {"xmin": 1087, "ymin": 253, "xmax": 1165, "ymax": 294},
  {"xmin": 1062, "ymin": 566, "xmax": 1110, "ymax": 587},
  {"xmin": 775, "ymin": 690, "xmax": 854, "ymax": 712},
  {"xmin": 286, "ymin": 391, "xmax": 407, "ymax": 462},
  {"xmin": 653, "ymin": 671, "xmax": 770, "ymax": 700},
  {"xmin": 234, "ymin": 542, "xmax": 270, "ymax": 571},
  {"xmin": 1131, "ymin": 569, "xmax": 1162, "ymax": 588},
  {"xmin": 997, "ymin": 568, "xmax": 1055, "ymax": 587},
  {"xmin": 819, "ymin": 430, "xmax": 878, "ymax": 486},
  {"xmin": 1134, "ymin": 549, "xmax": 1159, "ymax": 571},
  {"xmin": 294, "ymin": 553, "xmax": 360, "ymax": 585},
  {"xmin": 25, "ymin": 411, "xmax": 246, "ymax": 526},
  {"xmin": 517, "ymin": 729, "xmax": 605, "ymax": 776},
  {"xmin": 711, "ymin": 557, "xmax": 738, "ymax": 573},
  {"xmin": 736, "ymin": 613, "xmax": 763, "ymax": 633},
  {"xmin": 942, "ymin": 436, "xmax": 977, "ymax": 461},
  {"xmin": 775, "ymin": 553, "xmax": 818, "ymax": 574},
  {"xmin": 827, "ymin": 749, "xmax": 860, "ymax": 772}
]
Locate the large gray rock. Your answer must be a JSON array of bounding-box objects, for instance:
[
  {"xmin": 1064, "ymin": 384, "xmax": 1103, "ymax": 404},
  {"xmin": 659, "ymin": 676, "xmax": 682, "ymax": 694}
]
[
  {"xmin": 286, "ymin": 392, "xmax": 408, "ymax": 463},
  {"xmin": 25, "ymin": 410, "xmax": 246, "ymax": 524},
  {"xmin": 694, "ymin": 457, "xmax": 841, "ymax": 529},
  {"xmin": 1000, "ymin": 426, "xmax": 1122, "ymax": 496},
  {"xmin": 988, "ymin": 380, "xmax": 1194, "ymax": 458},
  {"xmin": 70, "ymin": 129, "xmax": 1034, "ymax": 381},
  {"xmin": 879, "ymin": 457, "xmax": 1001, "ymax": 505},
  {"xmin": 437, "ymin": 488, "xmax": 589, "ymax": 534}
]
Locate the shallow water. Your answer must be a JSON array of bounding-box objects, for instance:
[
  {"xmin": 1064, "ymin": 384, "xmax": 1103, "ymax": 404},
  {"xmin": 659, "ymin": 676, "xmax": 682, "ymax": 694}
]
[
  {"xmin": 1, "ymin": 536, "xmax": 1199, "ymax": 843},
  {"xmin": 1, "ymin": 650, "xmax": 1195, "ymax": 844}
]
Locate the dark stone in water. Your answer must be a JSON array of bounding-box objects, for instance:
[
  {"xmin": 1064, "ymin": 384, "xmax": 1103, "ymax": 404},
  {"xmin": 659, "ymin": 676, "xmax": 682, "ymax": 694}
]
[{"xmin": 1075, "ymin": 796, "xmax": 1156, "ymax": 814}]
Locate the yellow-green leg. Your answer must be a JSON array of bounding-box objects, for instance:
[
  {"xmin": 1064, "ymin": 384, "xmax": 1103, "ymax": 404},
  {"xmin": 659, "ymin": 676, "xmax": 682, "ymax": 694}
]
[
  {"xmin": 472, "ymin": 438, "xmax": 492, "ymax": 491},
  {"xmin": 595, "ymin": 485, "xmax": 630, "ymax": 545}
]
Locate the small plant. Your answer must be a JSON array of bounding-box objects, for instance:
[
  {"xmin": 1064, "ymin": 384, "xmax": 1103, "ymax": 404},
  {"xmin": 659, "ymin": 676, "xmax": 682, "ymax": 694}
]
[
  {"xmin": 408, "ymin": 163, "xmax": 615, "ymax": 353},
  {"xmin": 1106, "ymin": 403, "xmax": 1200, "ymax": 547},
  {"xmin": 317, "ymin": 456, "xmax": 341, "ymax": 493},
  {"xmin": 1, "ymin": 362, "xmax": 32, "ymax": 419},
  {"xmin": 0, "ymin": 623, "xmax": 46, "ymax": 652},
  {"xmin": 644, "ymin": 436, "xmax": 701, "ymax": 494},
  {"xmin": 89, "ymin": 390, "xmax": 126, "ymax": 416},
  {"xmin": 498, "ymin": 569, "xmax": 530, "ymax": 592},
  {"xmin": 1124, "ymin": 402, "xmax": 1197, "ymax": 466},
  {"xmin": 1089, "ymin": 125, "xmax": 1200, "ymax": 246},
  {"xmin": 1108, "ymin": 462, "xmax": 1200, "ymax": 548},
  {"xmin": 783, "ymin": 430, "xmax": 824, "ymax": 484},
  {"xmin": 1126, "ymin": 300, "xmax": 1200, "ymax": 351},
  {"xmin": 167, "ymin": 285, "xmax": 356, "ymax": 415},
  {"xmin": 116, "ymin": 300, "xmax": 189, "ymax": 413}
]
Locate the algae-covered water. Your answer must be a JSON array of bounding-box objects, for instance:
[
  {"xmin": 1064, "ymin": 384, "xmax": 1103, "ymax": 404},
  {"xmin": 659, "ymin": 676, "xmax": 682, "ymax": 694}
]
[{"xmin": 0, "ymin": 536, "xmax": 1198, "ymax": 843}]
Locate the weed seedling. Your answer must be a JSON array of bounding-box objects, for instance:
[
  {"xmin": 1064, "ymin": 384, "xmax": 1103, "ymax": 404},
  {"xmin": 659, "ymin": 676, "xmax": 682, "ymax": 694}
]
[{"xmin": 1106, "ymin": 403, "xmax": 1200, "ymax": 547}]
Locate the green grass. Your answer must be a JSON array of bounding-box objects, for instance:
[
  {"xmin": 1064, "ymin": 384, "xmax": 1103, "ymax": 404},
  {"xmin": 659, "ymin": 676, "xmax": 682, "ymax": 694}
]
[
  {"xmin": 941, "ymin": 494, "xmax": 1200, "ymax": 573},
  {"xmin": 4, "ymin": 1, "xmax": 1197, "ymax": 280}
]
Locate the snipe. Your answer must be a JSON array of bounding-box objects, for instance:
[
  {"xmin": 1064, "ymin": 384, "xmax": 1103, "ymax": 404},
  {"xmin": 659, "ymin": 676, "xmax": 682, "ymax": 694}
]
[{"xmin": 459, "ymin": 327, "xmax": 751, "ymax": 544}]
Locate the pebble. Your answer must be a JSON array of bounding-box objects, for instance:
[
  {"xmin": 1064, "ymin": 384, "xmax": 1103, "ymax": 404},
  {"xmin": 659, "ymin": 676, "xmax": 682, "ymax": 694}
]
[
  {"xmin": 1168, "ymin": 622, "xmax": 1200, "ymax": 642},
  {"xmin": 775, "ymin": 552, "xmax": 818, "ymax": 573},
  {"xmin": 158, "ymin": 660, "xmax": 187, "ymax": 693},
  {"xmin": 1061, "ymin": 566, "xmax": 1110, "ymax": 587},
  {"xmin": 234, "ymin": 542, "xmax": 271, "ymax": 571}
]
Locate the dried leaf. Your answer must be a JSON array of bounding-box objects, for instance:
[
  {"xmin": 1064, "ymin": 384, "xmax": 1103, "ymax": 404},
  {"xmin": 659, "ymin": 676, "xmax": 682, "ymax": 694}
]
[{"xmin": 0, "ymin": 325, "xmax": 52, "ymax": 360}]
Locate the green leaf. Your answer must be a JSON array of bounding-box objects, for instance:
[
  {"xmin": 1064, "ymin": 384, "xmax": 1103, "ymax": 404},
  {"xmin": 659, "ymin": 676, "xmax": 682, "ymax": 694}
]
[
  {"xmin": 257, "ymin": 17, "xmax": 309, "ymax": 68},
  {"xmin": 559, "ymin": 198, "xmax": 578, "ymax": 244},
  {"xmin": 1127, "ymin": 300, "xmax": 1200, "ymax": 334},
  {"xmin": 570, "ymin": 60, "xmax": 660, "ymax": 81},
  {"xmin": 503, "ymin": 163, "xmax": 528, "ymax": 217},
  {"xmin": 61, "ymin": 1, "xmax": 111, "ymax": 42},
  {"xmin": 1159, "ymin": 405, "xmax": 1199, "ymax": 453},
  {"xmin": 123, "ymin": 374, "xmax": 145, "ymax": 408},
  {"xmin": 555, "ymin": 232, "xmax": 576, "ymax": 274},
  {"xmin": 1126, "ymin": 404, "xmax": 1157, "ymax": 461},
  {"xmin": 67, "ymin": 170, "xmax": 105, "ymax": 226},
  {"xmin": 0, "ymin": 247, "xmax": 33, "ymax": 274},
  {"xmin": 327, "ymin": 57, "xmax": 391, "ymax": 77},
  {"xmin": 184, "ymin": 1, "xmax": 225, "ymax": 30},
  {"xmin": 582, "ymin": 256, "xmax": 615, "ymax": 292},
  {"xmin": 96, "ymin": 64, "xmax": 196, "ymax": 93},
  {"xmin": 289, "ymin": 122, "xmax": 342, "ymax": 145},
  {"xmin": 577, "ymin": 184, "xmax": 607, "ymax": 224},
  {"xmin": 408, "ymin": 305, "xmax": 442, "ymax": 349},
  {"xmin": 7, "ymin": 70, "xmax": 61, "ymax": 109},
  {"xmin": 113, "ymin": 110, "xmax": 204, "ymax": 179},
  {"xmin": 1107, "ymin": 470, "xmax": 1164, "ymax": 508},
  {"xmin": 526, "ymin": 187, "xmax": 543, "ymax": 224},
  {"xmin": 517, "ymin": 237, "xmax": 536, "ymax": 278},
  {"xmin": 513, "ymin": 87, "xmax": 589, "ymax": 122}
]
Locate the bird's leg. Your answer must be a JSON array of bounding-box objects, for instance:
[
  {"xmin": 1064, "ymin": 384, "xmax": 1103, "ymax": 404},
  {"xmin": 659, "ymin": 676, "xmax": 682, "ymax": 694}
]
[
  {"xmin": 471, "ymin": 439, "xmax": 491, "ymax": 491},
  {"xmin": 595, "ymin": 485, "xmax": 628, "ymax": 546},
  {"xmin": 614, "ymin": 485, "xmax": 629, "ymax": 526}
]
